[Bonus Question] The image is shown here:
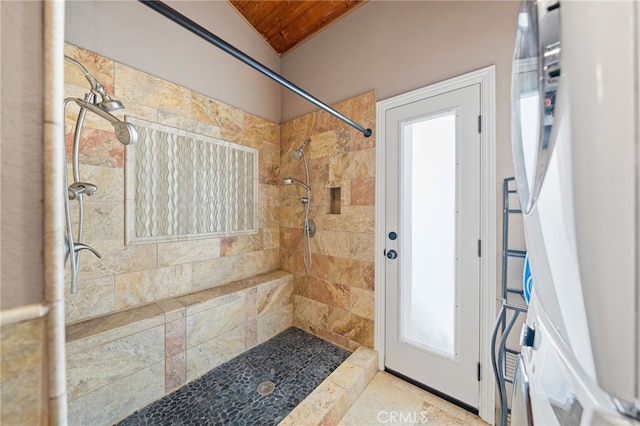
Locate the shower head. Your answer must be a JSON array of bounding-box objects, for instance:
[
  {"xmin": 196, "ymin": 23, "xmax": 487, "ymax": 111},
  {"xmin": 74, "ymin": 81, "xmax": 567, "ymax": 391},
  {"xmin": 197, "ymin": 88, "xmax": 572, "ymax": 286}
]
[
  {"xmin": 70, "ymin": 98, "xmax": 138, "ymax": 145},
  {"xmin": 64, "ymin": 56, "xmax": 125, "ymax": 112},
  {"xmin": 283, "ymin": 177, "xmax": 310, "ymax": 192},
  {"xmin": 291, "ymin": 139, "xmax": 311, "ymax": 161},
  {"xmin": 97, "ymin": 95, "xmax": 124, "ymax": 112}
]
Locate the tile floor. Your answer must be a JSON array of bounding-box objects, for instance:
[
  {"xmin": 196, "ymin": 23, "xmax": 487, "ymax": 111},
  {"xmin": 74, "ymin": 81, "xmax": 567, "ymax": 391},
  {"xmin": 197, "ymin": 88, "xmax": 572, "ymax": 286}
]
[
  {"xmin": 339, "ymin": 371, "xmax": 488, "ymax": 426},
  {"xmin": 116, "ymin": 328, "xmax": 350, "ymax": 425}
]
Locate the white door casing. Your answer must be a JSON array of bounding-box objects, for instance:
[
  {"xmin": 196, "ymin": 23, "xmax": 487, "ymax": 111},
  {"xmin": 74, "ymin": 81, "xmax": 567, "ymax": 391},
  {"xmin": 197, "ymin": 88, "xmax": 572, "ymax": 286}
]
[{"xmin": 374, "ymin": 66, "xmax": 496, "ymax": 424}]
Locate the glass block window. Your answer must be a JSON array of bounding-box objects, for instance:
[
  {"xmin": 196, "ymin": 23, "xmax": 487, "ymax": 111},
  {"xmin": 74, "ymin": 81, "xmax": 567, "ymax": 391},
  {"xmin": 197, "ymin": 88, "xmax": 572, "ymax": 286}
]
[{"xmin": 124, "ymin": 117, "xmax": 258, "ymax": 244}]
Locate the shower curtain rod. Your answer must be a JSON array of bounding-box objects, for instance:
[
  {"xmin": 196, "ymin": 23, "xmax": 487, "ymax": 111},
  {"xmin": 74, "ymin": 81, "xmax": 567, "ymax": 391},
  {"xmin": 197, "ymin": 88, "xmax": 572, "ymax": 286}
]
[{"xmin": 139, "ymin": 0, "xmax": 372, "ymax": 138}]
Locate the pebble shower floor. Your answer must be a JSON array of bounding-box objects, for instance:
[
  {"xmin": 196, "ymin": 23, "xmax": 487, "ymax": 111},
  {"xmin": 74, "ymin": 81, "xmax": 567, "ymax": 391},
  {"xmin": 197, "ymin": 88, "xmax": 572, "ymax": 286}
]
[{"xmin": 116, "ymin": 327, "xmax": 350, "ymax": 425}]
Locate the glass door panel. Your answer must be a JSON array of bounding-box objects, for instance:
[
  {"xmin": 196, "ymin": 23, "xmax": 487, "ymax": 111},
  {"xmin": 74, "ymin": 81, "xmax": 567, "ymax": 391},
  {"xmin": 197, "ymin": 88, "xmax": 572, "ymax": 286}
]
[{"xmin": 400, "ymin": 112, "xmax": 457, "ymax": 359}]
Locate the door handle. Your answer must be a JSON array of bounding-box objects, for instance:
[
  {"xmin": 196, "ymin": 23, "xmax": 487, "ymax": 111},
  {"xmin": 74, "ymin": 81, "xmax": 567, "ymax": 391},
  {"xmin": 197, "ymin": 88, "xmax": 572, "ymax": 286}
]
[{"xmin": 386, "ymin": 249, "xmax": 398, "ymax": 260}]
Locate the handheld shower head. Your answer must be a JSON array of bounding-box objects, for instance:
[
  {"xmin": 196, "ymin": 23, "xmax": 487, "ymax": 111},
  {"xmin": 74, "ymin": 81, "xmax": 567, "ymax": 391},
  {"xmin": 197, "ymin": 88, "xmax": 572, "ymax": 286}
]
[
  {"xmin": 69, "ymin": 98, "xmax": 138, "ymax": 145},
  {"xmin": 291, "ymin": 139, "xmax": 311, "ymax": 161},
  {"xmin": 283, "ymin": 177, "xmax": 310, "ymax": 192}
]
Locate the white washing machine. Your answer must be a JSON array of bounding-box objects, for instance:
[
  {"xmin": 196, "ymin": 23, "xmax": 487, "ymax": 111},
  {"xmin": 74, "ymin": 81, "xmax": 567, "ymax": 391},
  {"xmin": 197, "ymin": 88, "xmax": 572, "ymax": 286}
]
[{"xmin": 510, "ymin": 1, "xmax": 640, "ymax": 424}]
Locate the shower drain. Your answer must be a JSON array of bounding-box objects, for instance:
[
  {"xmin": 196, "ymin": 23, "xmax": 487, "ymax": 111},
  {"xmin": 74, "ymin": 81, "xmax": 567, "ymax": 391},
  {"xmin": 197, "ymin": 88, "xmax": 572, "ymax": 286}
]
[{"xmin": 256, "ymin": 381, "xmax": 276, "ymax": 396}]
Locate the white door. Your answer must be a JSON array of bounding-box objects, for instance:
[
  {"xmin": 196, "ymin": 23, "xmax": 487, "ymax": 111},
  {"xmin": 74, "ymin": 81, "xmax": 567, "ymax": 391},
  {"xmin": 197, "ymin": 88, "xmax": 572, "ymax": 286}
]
[{"xmin": 384, "ymin": 83, "xmax": 481, "ymax": 408}]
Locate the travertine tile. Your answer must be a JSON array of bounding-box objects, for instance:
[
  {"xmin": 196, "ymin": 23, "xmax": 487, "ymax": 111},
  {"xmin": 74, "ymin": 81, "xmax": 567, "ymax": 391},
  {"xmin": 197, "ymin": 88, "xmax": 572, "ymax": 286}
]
[
  {"xmin": 186, "ymin": 325, "xmax": 246, "ymax": 382},
  {"xmin": 304, "ymin": 379, "xmax": 349, "ymax": 424},
  {"xmin": 68, "ymin": 361, "xmax": 164, "ymax": 426},
  {"xmin": 157, "ymin": 238, "xmax": 221, "ymax": 268},
  {"xmin": 279, "ymin": 401, "xmax": 326, "ymax": 426},
  {"xmin": 344, "ymin": 346, "xmax": 378, "ymax": 385},
  {"xmin": 309, "ymin": 277, "xmax": 351, "ymax": 311},
  {"xmin": 257, "ymin": 276, "xmax": 293, "ymax": 315},
  {"xmin": 165, "ymin": 318, "xmax": 186, "ymax": 358},
  {"xmin": 115, "ymin": 264, "xmax": 192, "ymax": 309},
  {"xmin": 257, "ymin": 304, "xmax": 293, "ymax": 343},
  {"xmin": 349, "ymin": 287, "xmax": 374, "ymax": 321},
  {"xmin": 156, "ymin": 298, "xmax": 185, "ymax": 323},
  {"xmin": 65, "ymin": 276, "xmax": 115, "ymax": 323},
  {"xmin": 66, "ymin": 304, "xmax": 164, "ymax": 354},
  {"xmin": 294, "ymin": 295, "xmax": 329, "ymax": 329},
  {"xmin": 338, "ymin": 372, "xmax": 425, "ymax": 426},
  {"xmin": 76, "ymin": 238, "xmax": 157, "ymax": 280},
  {"xmin": 165, "ymin": 352, "xmax": 186, "ymax": 393},
  {"xmin": 116, "ymin": 62, "xmax": 192, "ymax": 117},
  {"xmin": 64, "ymin": 44, "xmax": 115, "ymax": 95},
  {"xmin": 185, "ymin": 295, "xmax": 246, "ymax": 348},
  {"xmin": 350, "ymin": 177, "xmax": 375, "ymax": 206},
  {"xmin": 0, "ymin": 318, "xmax": 44, "ymax": 426},
  {"xmin": 157, "ymin": 110, "xmax": 221, "ymax": 139},
  {"xmin": 328, "ymin": 361, "xmax": 366, "ymax": 406},
  {"xmin": 66, "ymin": 325, "xmax": 164, "ymax": 399},
  {"xmin": 192, "ymin": 92, "xmax": 244, "ymax": 133}
]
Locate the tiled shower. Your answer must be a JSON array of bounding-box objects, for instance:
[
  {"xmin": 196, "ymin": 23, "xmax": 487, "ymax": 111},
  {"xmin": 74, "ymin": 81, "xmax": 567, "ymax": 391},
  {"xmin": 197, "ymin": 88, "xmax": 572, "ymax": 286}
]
[{"xmin": 61, "ymin": 43, "xmax": 376, "ymax": 423}]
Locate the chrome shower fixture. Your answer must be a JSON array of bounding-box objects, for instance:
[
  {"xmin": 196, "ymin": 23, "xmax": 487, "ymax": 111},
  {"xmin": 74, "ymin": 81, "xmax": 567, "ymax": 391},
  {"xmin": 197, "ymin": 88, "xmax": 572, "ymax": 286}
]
[
  {"xmin": 69, "ymin": 98, "xmax": 138, "ymax": 145},
  {"xmin": 63, "ymin": 56, "xmax": 137, "ymax": 295},
  {"xmin": 283, "ymin": 177, "xmax": 310, "ymax": 192},
  {"xmin": 291, "ymin": 138, "xmax": 311, "ymax": 161}
]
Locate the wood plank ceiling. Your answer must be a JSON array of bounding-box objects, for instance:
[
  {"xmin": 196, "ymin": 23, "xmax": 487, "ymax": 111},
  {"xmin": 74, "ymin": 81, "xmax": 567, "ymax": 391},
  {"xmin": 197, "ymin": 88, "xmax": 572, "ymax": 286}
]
[{"xmin": 228, "ymin": 0, "xmax": 367, "ymax": 56}]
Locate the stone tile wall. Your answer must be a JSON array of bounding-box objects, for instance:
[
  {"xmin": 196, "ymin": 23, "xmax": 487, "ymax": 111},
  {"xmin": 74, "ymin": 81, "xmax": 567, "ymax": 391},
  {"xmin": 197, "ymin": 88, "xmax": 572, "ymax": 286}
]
[
  {"xmin": 280, "ymin": 92, "xmax": 376, "ymax": 350},
  {"xmin": 0, "ymin": 317, "xmax": 45, "ymax": 425},
  {"xmin": 65, "ymin": 271, "xmax": 293, "ymax": 425},
  {"xmin": 64, "ymin": 44, "xmax": 281, "ymax": 324}
]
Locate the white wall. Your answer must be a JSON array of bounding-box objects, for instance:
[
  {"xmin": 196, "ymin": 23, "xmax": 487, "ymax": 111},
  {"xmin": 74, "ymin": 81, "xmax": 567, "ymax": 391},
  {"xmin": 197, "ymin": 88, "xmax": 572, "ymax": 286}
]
[
  {"xmin": 65, "ymin": 0, "xmax": 282, "ymax": 123},
  {"xmin": 1, "ymin": 1, "xmax": 45, "ymax": 309}
]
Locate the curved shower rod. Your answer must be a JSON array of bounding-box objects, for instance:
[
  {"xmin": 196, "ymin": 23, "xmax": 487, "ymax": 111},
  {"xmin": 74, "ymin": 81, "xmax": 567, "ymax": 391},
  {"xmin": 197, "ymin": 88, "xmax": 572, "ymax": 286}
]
[{"xmin": 138, "ymin": 0, "xmax": 372, "ymax": 138}]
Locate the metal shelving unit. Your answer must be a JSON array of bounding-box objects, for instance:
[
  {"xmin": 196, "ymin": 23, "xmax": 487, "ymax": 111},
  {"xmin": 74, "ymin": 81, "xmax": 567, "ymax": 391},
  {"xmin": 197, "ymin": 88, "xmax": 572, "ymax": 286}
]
[{"xmin": 491, "ymin": 177, "xmax": 528, "ymax": 426}]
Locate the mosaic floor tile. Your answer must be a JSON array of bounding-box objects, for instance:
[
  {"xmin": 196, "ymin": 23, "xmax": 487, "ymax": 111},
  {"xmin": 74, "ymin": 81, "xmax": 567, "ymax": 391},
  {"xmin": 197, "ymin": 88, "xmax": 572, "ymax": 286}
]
[{"xmin": 116, "ymin": 327, "xmax": 350, "ymax": 426}]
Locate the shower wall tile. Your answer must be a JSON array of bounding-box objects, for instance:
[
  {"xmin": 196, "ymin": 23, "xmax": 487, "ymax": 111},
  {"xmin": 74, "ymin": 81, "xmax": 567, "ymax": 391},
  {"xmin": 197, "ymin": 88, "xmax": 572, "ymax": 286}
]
[
  {"xmin": 66, "ymin": 304, "xmax": 164, "ymax": 355},
  {"xmin": 76, "ymin": 238, "xmax": 157, "ymax": 281},
  {"xmin": 65, "ymin": 126, "xmax": 125, "ymax": 168},
  {"xmin": 65, "ymin": 276, "xmax": 115, "ymax": 324},
  {"xmin": 282, "ymin": 92, "xmax": 376, "ymax": 349},
  {"xmin": 116, "ymin": 63, "xmax": 192, "ymax": 117},
  {"xmin": 80, "ymin": 202, "xmax": 123, "ymax": 240},
  {"xmin": 165, "ymin": 318, "xmax": 186, "ymax": 358},
  {"xmin": 157, "ymin": 110, "xmax": 221, "ymax": 139},
  {"xmin": 165, "ymin": 352, "xmax": 186, "ymax": 393},
  {"xmin": 191, "ymin": 249, "xmax": 279, "ymax": 291},
  {"xmin": 220, "ymin": 233, "xmax": 263, "ymax": 257},
  {"xmin": 114, "ymin": 264, "xmax": 192, "ymax": 309},
  {"xmin": 65, "ymin": 44, "xmax": 281, "ymax": 323},
  {"xmin": 309, "ymin": 277, "xmax": 351, "ymax": 311},
  {"xmin": 186, "ymin": 325, "xmax": 246, "ymax": 382},
  {"xmin": 349, "ymin": 287, "xmax": 375, "ymax": 321},
  {"xmin": 157, "ymin": 238, "xmax": 222, "ymax": 268},
  {"xmin": 257, "ymin": 275, "xmax": 293, "ymax": 315},
  {"xmin": 350, "ymin": 177, "xmax": 375, "ymax": 206},
  {"xmin": 244, "ymin": 113, "xmax": 280, "ymax": 146},
  {"xmin": 66, "ymin": 325, "xmax": 164, "ymax": 399},
  {"xmin": 293, "ymin": 295, "xmax": 329, "ymax": 330},
  {"xmin": 68, "ymin": 361, "xmax": 165, "ymax": 426},
  {"xmin": 192, "ymin": 92, "xmax": 244, "ymax": 134},
  {"xmin": 185, "ymin": 294, "xmax": 246, "ymax": 348},
  {"xmin": 0, "ymin": 317, "xmax": 44, "ymax": 426},
  {"xmin": 64, "ymin": 44, "xmax": 115, "ymax": 95},
  {"xmin": 257, "ymin": 304, "xmax": 294, "ymax": 344}
]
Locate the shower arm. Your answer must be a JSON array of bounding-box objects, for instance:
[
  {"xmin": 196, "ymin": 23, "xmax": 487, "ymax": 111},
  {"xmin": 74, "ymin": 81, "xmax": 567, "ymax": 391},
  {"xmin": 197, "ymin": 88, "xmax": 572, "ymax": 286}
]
[{"xmin": 138, "ymin": 0, "xmax": 373, "ymax": 138}]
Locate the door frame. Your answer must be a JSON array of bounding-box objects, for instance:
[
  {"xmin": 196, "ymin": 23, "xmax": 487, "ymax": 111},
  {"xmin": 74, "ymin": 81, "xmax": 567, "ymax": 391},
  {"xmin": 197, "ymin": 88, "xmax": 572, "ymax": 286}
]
[{"xmin": 374, "ymin": 66, "xmax": 496, "ymax": 424}]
